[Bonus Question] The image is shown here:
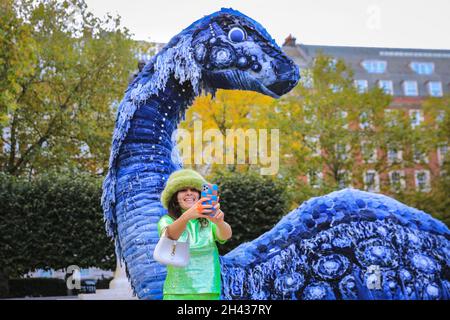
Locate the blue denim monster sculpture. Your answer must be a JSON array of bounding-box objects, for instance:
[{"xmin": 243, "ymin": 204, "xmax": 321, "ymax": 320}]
[{"xmin": 102, "ymin": 8, "xmax": 450, "ymax": 300}]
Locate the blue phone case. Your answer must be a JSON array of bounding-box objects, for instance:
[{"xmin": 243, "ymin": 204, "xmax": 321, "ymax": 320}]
[{"xmin": 201, "ymin": 183, "xmax": 218, "ymax": 217}]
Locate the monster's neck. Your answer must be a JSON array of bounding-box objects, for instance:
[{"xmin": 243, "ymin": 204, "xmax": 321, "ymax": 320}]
[{"xmin": 117, "ymin": 75, "xmax": 197, "ymax": 172}]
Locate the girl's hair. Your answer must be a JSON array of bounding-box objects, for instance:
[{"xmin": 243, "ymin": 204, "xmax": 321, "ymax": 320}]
[{"xmin": 167, "ymin": 189, "xmax": 209, "ymax": 228}]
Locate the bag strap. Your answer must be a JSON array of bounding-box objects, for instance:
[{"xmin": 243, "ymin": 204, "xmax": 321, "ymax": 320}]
[{"xmin": 161, "ymin": 226, "xmax": 190, "ymax": 241}]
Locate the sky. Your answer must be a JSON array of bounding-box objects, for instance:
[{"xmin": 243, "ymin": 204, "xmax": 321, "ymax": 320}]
[{"xmin": 84, "ymin": 0, "xmax": 450, "ymax": 50}]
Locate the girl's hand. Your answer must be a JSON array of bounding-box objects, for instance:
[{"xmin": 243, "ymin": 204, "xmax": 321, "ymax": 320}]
[
  {"xmin": 181, "ymin": 197, "xmax": 213, "ymax": 221},
  {"xmin": 206, "ymin": 202, "xmax": 225, "ymax": 224}
]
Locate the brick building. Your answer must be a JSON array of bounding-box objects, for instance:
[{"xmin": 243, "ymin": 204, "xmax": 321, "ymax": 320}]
[{"xmin": 282, "ymin": 35, "xmax": 449, "ymax": 193}]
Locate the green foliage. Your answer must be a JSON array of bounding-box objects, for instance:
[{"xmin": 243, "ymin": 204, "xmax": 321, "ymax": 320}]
[
  {"xmin": 0, "ymin": 0, "xmax": 144, "ymax": 176},
  {"xmin": 394, "ymin": 96, "xmax": 450, "ymax": 226},
  {"xmin": 269, "ymin": 54, "xmax": 448, "ymax": 225},
  {"xmin": 210, "ymin": 169, "xmax": 289, "ymax": 254},
  {"xmin": 0, "ymin": 172, "xmax": 115, "ymax": 280},
  {"xmin": 0, "ymin": 0, "xmax": 37, "ymax": 123}
]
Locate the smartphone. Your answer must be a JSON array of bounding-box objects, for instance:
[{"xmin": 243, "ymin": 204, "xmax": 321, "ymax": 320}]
[{"xmin": 201, "ymin": 183, "xmax": 219, "ymax": 217}]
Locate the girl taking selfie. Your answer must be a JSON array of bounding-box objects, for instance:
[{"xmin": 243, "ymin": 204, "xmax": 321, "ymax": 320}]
[{"xmin": 157, "ymin": 169, "xmax": 232, "ymax": 300}]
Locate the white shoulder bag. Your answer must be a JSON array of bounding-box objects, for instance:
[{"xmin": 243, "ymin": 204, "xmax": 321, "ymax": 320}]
[{"xmin": 153, "ymin": 226, "xmax": 190, "ymax": 267}]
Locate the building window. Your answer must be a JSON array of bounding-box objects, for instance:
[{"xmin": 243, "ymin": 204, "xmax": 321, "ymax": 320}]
[
  {"xmin": 364, "ymin": 170, "xmax": 380, "ymax": 192},
  {"xmin": 355, "ymin": 80, "xmax": 368, "ymax": 93},
  {"xmin": 335, "ymin": 143, "xmax": 350, "ymax": 161},
  {"xmin": 79, "ymin": 142, "xmax": 91, "ymax": 158},
  {"xmin": 403, "ymin": 81, "xmax": 418, "ymax": 96},
  {"xmin": 305, "ymin": 135, "xmax": 321, "ymax": 156},
  {"xmin": 387, "ymin": 146, "xmax": 403, "ymax": 164},
  {"xmin": 337, "ymin": 170, "xmax": 351, "ymax": 189},
  {"xmin": 437, "ymin": 143, "xmax": 448, "ymax": 166},
  {"xmin": 359, "ymin": 111, "xmax": 373, "ymax": 130},
  {"xmin": 362, "ymin": 60, "xmax": 387, "ymax": 74},
  {"xmin": 409, "ymin": 109, "xmax": 424, "ymax": 128},
  {"xmin": 308, "ymin": 170, "xmax": 323, "ymax": 189},
  {"xmin": 436, "ymin": 110, "xmax": 445, "ymax": 123},
  {"xmin": 378, "ymin": 80, "xmax": 394, "ymax": 95},
  {"xmin": 338, "ymin": 111, "xmax": 348, "ymax": 129},
  {"xmin": 410, "ymin": 62, "xmax": 434, "ymax": 75},
  {"xmin": 413, "ymin": 145, "xmax": 428, "ymax": 164},
  {"xmin": 327, "ymin": 58, "xmax": 338, "ymax": 70},
  {"xmin": 300, "ymin": 72, "xmax": 314, "ymax": 88},
  {"xmin": 415, "ymin": 170, "xmax": 431, "ymax": 192},
  {"xmin": 428, "ymin": 81, "xmax": 443, "ymax": 97},
  {"xmin": 330, "ymin": 84, "xmax": 342, "ymax": 93},
  {"xmin": 361, "ymin": 141, "xmax": 377, "ymax": 163},
  {"xmin": 389, "ymin": 170, "xmax": 406, "ymax": 192}
]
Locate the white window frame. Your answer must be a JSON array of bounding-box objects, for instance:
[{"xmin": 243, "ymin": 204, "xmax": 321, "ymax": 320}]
[
  {"xmin": 378, "ymin": 80, "xmax": 394, "ymax": 95},
  {"xmin": 337, "ymin": 170, "xmax": 352, "ymax": 189},
  {"xmin": 410, "ymin": 62, "xmax": 434, "ymax": 75},
  {"xmin": 387, "ymin": 147, "xmax": 403, "ymax": 164},
  {"xmin": 413, "ymin": 145, "xmax": 429, "ymax": 164},
  {"xmin": 354, "ymin": 80, "xmax": 368, "ymax": 93},
  {"xmin": 389, "ymin": 170, "xmax": 406, "ymax": 192},
  {"xmin": 437, "ymin": 143, "xmax": 448, "ymax": 166},
  {"xmin": 428, "ymin": 81, "xmax": 443, "ymax": 97},
  {"xmin": 415, "ymin": 170, "xmax": 431, "ymax": 192},
  {"xmin": 359, "ymin": 111, "xmax": 374, "ymax": 130},
  {"xmin": 364, "ymin": 170, "xmax": 380, "ymax": 193},
  {"xmin": 409, "ymin": 109, "xmax": 424, "ymax": 128},
  {"xmin": 362, "ymin": 60, "xmax": 387, "ymax": 74},
  {"xmin": 403, "ymin": 81, "xmax": 419, "ymax": 96}
]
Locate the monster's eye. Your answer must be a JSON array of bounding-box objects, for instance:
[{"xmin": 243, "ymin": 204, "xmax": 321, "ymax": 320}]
[{"xmin": 228, "ymin": 27, "xmax": 246, "ymax": 43}]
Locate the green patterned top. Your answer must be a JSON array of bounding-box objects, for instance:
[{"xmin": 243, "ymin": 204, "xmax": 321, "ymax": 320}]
[{"xmin": 157, "ymin": 213, "xmax": 227, "ymax": 295}]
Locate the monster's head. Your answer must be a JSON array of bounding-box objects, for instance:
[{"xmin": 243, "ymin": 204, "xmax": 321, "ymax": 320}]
[
  {"xmin": 131, "ymin": 8, "xmax": 300, "ymax": 102},
  {"xmin": 188, "ymin": 8, "xmax": 300, "ymax": 98}
]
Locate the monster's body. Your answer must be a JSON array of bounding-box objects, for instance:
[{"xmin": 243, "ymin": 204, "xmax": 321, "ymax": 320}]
[
  {"xmin": 102, "ymin": 8, "xmax": 449, "ymax": 300},
  {"xmin": 221, "ymin": 189, "xmax": 450, "ymax": 300}
]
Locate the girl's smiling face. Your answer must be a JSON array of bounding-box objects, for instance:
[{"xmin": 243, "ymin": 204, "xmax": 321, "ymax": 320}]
[{"xmin": 177, "ymin": 188, "xmax": 200, "ymax": 210}]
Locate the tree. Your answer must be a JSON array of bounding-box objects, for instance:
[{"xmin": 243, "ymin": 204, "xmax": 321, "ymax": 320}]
[
  {"xmin": 179, "ymin": 90, "xmax": 275, "ymax": 175},
  {"xmin": 0, "ymin": 0, "xmax": 37, "ymax": 124},
  {"xmin": 268, "ymin": 54, "xmax": 445, "ymax": 217},
  {"xmin": 0, "ymin": 0, "xmax": 139, "ymax": 177},
  {"xmin": 394, "ymin": 96, "xmax": 449, "ymax": 225}
]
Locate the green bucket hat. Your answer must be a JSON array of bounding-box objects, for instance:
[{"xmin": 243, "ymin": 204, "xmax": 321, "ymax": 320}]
[{"xmin": 160, "ymin": 169, "xmax": 207, "ymax": 209}]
